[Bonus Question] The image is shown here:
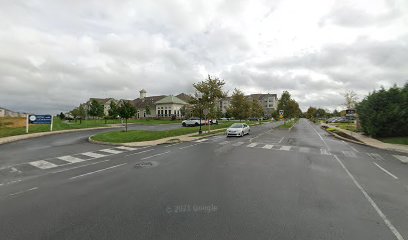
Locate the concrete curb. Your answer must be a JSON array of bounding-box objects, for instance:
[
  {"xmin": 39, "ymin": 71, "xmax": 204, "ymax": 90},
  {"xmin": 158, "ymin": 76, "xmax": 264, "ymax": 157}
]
[
  {"xmin": 322, "ymin": 126, "xmax": 366, "ymax": 146},
  {"xmin": 0, "ymin": 126, "xmax": 121, "ymax": 145}
]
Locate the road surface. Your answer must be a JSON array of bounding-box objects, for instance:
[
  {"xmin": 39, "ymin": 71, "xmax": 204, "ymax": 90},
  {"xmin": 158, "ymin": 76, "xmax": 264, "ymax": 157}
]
[{"xmin": 1, "ymin": 119, "xmax": 408, "ymax": 240}]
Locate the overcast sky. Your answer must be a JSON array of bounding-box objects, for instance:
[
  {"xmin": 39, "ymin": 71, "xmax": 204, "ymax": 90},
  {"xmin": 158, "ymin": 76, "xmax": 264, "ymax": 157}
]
[{"xmin": 1, "ymin": 0, "xmax": 407, "ymax": 114}]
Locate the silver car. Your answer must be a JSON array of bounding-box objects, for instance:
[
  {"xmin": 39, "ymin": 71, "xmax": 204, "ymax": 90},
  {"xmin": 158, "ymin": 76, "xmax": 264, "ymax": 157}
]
[{"xmin": 226, "ymin": 123, "xmax": 250, "ymax": 137}]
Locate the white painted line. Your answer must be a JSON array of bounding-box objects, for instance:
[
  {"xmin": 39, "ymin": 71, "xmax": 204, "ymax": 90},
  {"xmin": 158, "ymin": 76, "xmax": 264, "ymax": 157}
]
[
  {"xmin": 368, "ymin": 153, "xmax": 385, "ymax": 161},
  {"xmin": 373, "ymin": 162, "xmax": 398, "ymax": 180},
  {"xmin": 99, "ymin": 149, "xmax": 123, "ymax": 154},
  {"xmin": 179, "ymin": 143, "xmax": 201, "ymax": 149},
  {"xmin": 279, "ymin": 146, "xmax": 291, "ymax": 151},
  {"xmin": 195, "ymin": 138, "xmax": 208, "ymax": 143},
  {"xmin": 125, "ymin": 149, "xmax": 154, "ymax": 157},
  {"xmin": 262, "ymin": 144, "xmax": 273, "ymax": 149},
  {"xmin": 164, "ymin": 143, "xmax": 180, "ymax": 148},
  {"xmin": 393, "ymin": 155, "xmax": 408, "ymax": 164},
  {"xmin": 116, "ymin": 146, "xmax": 138, "ymax": 151},
  {"xmin": 9, "ymin": 187, "xmax": 38, "ymax": 196},
  {"xmin": 232, "ymin": 142, "xmax": 245, "ymax": 147},
  {"xmin": 306, "ymin": 120, "xmax": 330, "ymax": 150},
  {"xmin": 81, "ymin": 152, "xmax": 107, "ymax": 158},
  {"xmin": 342, "ymin": 151, "xmax": 357, "ymax": 158},
  {"xmin": 278, "ymin": 137, "xmax": 284, "ymax": 144},
  {"xmin": 10, "ymin": 167, "xmax": 22, "ymax": 174},
  {"xmin": 299, "ymin": 147, "xmax": 310, "ymax": 153},
  {"xmin": 349, "ymin": 146, "xmax": 359, "ymax": 152},
  {"xmin": 51, "ymin": 160, "xmax": 111, "ymax": 174},
  {"xmin": 29, "ymin": 160, "xmax": 58, "ymax": 169},
  {"xmin": 247, "ymin": 143, "xmax": 258, "ymax": 148},
  {"xmin": 141, "ymin": 151, "xmax": 170, "ymax": 160},
  {"xmin": 57, "ymin": 155, "xmax": 85, "ymax": 163},
  {"xmin": 219, "ymin": 141, "xmax": 229, "ymax": 145},
  {"xmin": 0, "ymin": 179, "xmax": 22, "ymax": 187},
  {"xmin": 333, "ymin": 155, "xmax": 404, "ymax": 240},
  {"xmin": 320, "ymin": 149, "xmax": 331, "ymax": 155},
  {"xmin": 69, "ymin": 163, "xmax": 127, "ymax": 180}
]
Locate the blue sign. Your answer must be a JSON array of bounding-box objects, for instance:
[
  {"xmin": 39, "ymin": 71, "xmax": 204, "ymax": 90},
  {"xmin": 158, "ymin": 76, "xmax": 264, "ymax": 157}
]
[{"xmin": 29, "ymin": 115, "xmax": 52, "ymax": 124}]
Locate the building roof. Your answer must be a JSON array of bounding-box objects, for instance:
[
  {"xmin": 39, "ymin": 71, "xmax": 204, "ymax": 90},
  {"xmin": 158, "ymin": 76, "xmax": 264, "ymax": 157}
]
[
  {"xmin": 176, "ymin": 93, "xmax": 192, "ymax": 103},
  {"xmin": 89, "ymin": 98, "xmax": 114, "ymax": 105},
  {"xmin": 140, "ymin": 89, "xmax": 147, "ymax": 93},
  {"xmin": 132, "ymin": 96, "xmax": 165, "ymax": 109},
  {"xmin": 247, "ymin": 93, "xmax": 277, "ymax": 100},
  {"xmin": 155, "ymin": 95, "xmax": 188, "ymax": 105}
]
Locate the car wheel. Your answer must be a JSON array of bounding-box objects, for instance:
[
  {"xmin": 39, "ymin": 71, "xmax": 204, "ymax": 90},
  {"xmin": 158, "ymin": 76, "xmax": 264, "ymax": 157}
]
[
  {"xmin": 240, "ymin": 131, "xmax": 244, "ymax": 137},
  {"xmin": 195, "ymin": 122, "xmax": 199, "ymax": 126},
  {"xmin": 182, "ymin": 122, "xmax": 186, "ymax": 127}
]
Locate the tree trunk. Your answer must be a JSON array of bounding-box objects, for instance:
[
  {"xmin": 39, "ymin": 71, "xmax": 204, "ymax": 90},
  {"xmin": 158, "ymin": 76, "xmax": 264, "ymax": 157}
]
[{"xmin": 125, "ymin": 118, "xmax": 128, "ymax": 132}]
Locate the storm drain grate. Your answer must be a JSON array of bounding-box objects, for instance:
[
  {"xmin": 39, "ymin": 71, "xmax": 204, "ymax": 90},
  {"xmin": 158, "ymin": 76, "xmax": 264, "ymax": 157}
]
[{"xmin": 134, "ymin": 161, "xmax": 158, "ymax": 169}]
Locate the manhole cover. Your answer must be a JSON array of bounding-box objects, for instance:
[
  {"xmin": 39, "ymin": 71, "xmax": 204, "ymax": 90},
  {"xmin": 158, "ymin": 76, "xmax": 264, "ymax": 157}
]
[{"xmin": 134, "ymin": 161, "xmax": 158, "ymax": 169}]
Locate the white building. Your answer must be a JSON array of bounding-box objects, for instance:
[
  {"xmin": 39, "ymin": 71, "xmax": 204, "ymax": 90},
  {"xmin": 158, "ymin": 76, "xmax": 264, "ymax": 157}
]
[{"xmin": 155, "ymin": 95, "xmax": 188, "ymax": 118}]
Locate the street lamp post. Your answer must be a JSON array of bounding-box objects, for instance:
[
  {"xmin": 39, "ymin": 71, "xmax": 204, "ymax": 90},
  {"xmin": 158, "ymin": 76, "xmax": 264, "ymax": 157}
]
[{"xmin": 197, "ymin": 92, "xmax": 203, "ymax": 135}]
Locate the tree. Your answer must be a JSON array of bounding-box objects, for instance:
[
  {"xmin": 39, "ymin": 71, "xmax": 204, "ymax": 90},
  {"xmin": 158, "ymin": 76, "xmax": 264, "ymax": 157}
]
[
  {"xmin": 305, "ymin": 107, "xmax": 317, "ymax": 119},
  {"xmin": 190, "ymin": 75, "xmax": 226, "ymax": 119},
  {"xmin": 332, "ymin": 109, "xmax": 340, "ymax": 117},
  {"xmin": 180, "ymin": 106, "xmax": 187, "ymax": 118},
  {"xmin": 145, "ymin": 105, "xmax": 151, "ymax": 117},
  {"xmin": 70, "ymin": 108, "xmax": 79, "ymax": 122},
  {"xmin": 108, "ymin": 101, "xmax": 119, "ymax": 120},
  {"xmin": 344, "ymin": 90, "xmax": 358, "ymax": 109},
  {"xmin": 78, "ymin": 105, "xmax": 86, "ymax": 124},
  {"xmin": 250, "ymin": 99, "xmax": 264, "ymax": 120},
  {"xmin": 316, "ymin": 108, "xmax": 327, "ymax": 119},
  {"xmin": 88, "ymin": 99, "xmax": 104, "ymax": 119},
  {"xmin": 277, "ymin": 91, "xmax": 301, "ymax": 119},
  {"xmin": 118, "ymin": 100, "xmax": 136, "ymax": 132},
  {"xmin": 229, "ymin": 89, "xmax": 251, "ymax": 121},
  {"xmin": 59, "ymin": 112, "xmax": 66, "ymax": 120}
]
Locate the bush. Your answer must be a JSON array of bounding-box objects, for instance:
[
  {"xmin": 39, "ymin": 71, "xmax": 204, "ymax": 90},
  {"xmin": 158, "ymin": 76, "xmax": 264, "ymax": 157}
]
[{"xmin": 356, "ymin": 83, "xmax": 408, "ymax": 137}]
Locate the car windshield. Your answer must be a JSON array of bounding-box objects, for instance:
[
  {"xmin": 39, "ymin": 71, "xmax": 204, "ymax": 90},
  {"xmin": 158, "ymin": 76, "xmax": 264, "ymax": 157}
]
[{"xmin": 230, "ymin": 124, "xmax": 243, "ymax": 128}]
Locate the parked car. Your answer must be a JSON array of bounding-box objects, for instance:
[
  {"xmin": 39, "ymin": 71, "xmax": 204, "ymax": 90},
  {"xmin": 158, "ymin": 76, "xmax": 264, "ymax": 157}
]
[
  {"xmin": 226, "ymin": 123, "xmax": 250, "ymax": 137},
  {"xmin": 248, "ymin": 117, "xmax": 260, "ymax": 121},
  {"xmin": 182, "ymin": 118, "xmax": 218, "ymax": 127}
]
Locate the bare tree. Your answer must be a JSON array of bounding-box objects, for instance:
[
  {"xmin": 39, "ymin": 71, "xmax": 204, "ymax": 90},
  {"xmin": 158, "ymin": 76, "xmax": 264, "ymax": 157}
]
[{"xmin": 344, "ymin": 90, "xmax": 358, "ymax": 109}]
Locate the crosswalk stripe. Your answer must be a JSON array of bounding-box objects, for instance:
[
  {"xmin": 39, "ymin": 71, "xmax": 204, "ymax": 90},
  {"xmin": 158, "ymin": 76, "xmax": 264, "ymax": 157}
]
[
  {"xmin": 81, "ymin": 152, "xmax": 107, "ymax": 158},
  {"xmin": 342, "ymin": 151, "xmax": 357, "ymax": 158},
  {"xmin": 219, "ymin": 141, "xmax": 229, "ymax": 145},
  {"xmin": 29, "ymin": 160, "xmax": 58, "ymax": 169},
  {"xmin": 299, "ymin": 147, "xmax": 310, "ymax": 153},
  {"xmin": 393, "ymin": 155, "xmax": 408, "ymax": 163},
  {"xmin": 279, "ymin": 146, "xmax": 291, "ymax": 151},
  {"xmin": 247, "ymin": 143, "xmax": 258, "ymax": 148},
  {"xmin": 57, "ymin": 156, "xmax": 85, "ymax": 163},
  {"xmin": 195, "ymin": 139, "xmax": 208, "ymax": 143},
  {"xmin": 99, "ymin": 149, "xmax": 123, "ymax": 154},
  {"xmin": 232, "ymin": 142, "xmax": 245, "ymax": 146},
  {"xmin": 367, "ymin": 153, "xmax": 385, "ymax": 161},
  {"xmin": 320, "ymin": 149, "xmax": 331, "ymax": 155},
  {"xmin": 262, "ymin": 144, "xmax": 273, "ymax": 149},
  {"xmin": 116, "ymin": 146, "xmax": 137, "ymax": 151}
]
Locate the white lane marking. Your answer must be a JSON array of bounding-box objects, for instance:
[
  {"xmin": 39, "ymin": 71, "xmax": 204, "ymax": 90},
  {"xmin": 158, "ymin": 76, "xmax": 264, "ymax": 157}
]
[
  {"xmin": 278, "ymin": 137, "xmax": 284, "ymax": 144},
  {"xmin": 262, "ymin": 144, "xmax": 273, "ymax": 149},
  {"xmin": 306, "ymin": 120, "xmax": 330, "ymax": 149},
  {"xmin": 99, "ymin": 149, "xmax": 123, "ymax": 154},
  {"xmin": 219, "ymin": 141, "xmax": 229, "ymax": 145},
  {"xmin": 81, "ymin": 152, "xmax": 107, "ymax": 158},
  {"xmin": 232, "ymin": 142, "xmax": 245, "ymax": 147},
  {"xmin": 51, "ymin": 160, "xmax": 110, "ymax": 174},
  {"xmin": 125, "ymin": 149, "xmax": 154, "ymax": 157},
  {"xmin": 333, "ymin": 155, "xmax": 405, "ymax": 240},
  {"xmin": 116, "ymin": 146, "xmax": 137, "ymax": 151},
  {"xmin": 299, "ymin": 147, "xmax": 310, "ymax": 153},
  {"xmin": 29, "ymin": 160, "xmax": 58, "ymax": 169},
  {"xmin": 367, "ymin": 153, "xmax": 385, "ymax": 162},
  {"xmin": 349, "ymin": 146, "xmax": 359, "ymax": 152},
  {"xmin": 164, "ymin": 143, "xmax": 180, "ymax": 148},
  {"xmin": 141, "ymin": 151, "xmax": 170, "ymax": 160},
  {"xmin": 247, "ymin": 143, "xmax": 258, "ymax": 148},
  {"xmin": 195, "ymin": 138, "xmax": 208, "ymax": 143},
  {"xmin": 179, "ymin": 143, "xmax": 201, "ymax": 149},
  {"xmin": 279, "ymin": 146, "xmax": 291, "ymax": 151},
  {"xmin": 69, "ymin": 163, "xmax": 127, "ymax": 180},
  {"xmin": 57, "ymin": 155, "xmax": 85, "ymax": 163},
  {"xmin": 0, "ymin": 179, "xmax": 22, "ymax": 187},
  {"xmin": 393, "ymin": 155, "xmax": 408, "ymax": 164},
  {"xmin": 342, "ymin": 151, "xmax": 357, "ymax": 158},
  {"xmin": 9, "ymin": 187, "xmax": 38, "ymax": 196},
  {"xmin": 373, "ymin": 162, "xmax": 398, "ymax": 180},
  {"xmin": 320, "ymin": 149, "xmax": 331, "ymax": 155}
]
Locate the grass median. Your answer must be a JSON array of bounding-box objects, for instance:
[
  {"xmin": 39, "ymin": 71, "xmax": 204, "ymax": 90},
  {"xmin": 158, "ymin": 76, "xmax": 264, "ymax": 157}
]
[
  {"xmin": 279, "ymin": 119, "xmax": 298, "ymax": 129},
  {"xmin": 91, "ymin": 122, "xmax": 231, "ymax": 143}
]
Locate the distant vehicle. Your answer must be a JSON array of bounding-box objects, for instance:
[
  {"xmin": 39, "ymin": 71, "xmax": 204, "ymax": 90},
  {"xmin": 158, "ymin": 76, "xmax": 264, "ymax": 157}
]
[
  {"xmin": 182, "ymin": 118, "xmax": 218, "ymax": 127},
  {"xmin": 226, "ymin": 123, "xmax": 250, "ymax": 137},
  {"xmin": 248, "ymin": 117, "xmax": 260, "ymax": 121}
]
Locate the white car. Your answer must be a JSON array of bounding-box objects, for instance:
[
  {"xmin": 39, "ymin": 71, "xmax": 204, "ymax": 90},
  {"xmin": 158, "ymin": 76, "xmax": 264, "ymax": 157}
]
[
  {"xmin": 182, "ymin": 118, "xmax": 218, "ymax": 127},
  {"xmin": 226, "ymin": 123, "xmax": 250, "ymax": 137}
]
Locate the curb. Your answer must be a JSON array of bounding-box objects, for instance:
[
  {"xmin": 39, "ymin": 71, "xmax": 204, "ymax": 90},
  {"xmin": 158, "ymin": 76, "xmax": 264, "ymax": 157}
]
[{"xmin": 0, "ymin": 126, "xmax": 121, "ymax": 145}]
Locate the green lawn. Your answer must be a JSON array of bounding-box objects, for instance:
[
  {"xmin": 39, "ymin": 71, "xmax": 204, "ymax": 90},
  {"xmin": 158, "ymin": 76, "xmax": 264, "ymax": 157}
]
[
  {"xmin": 0, "ymin": 118, "xmax": 180, "ymax": 138},
  {"xmin": 379, "ymin": 137, "xmax": 408, "ymax": 145},
  {"xmin": 330, "ymin": 122, "xmax": 357, "ymax": 132},
  {"xmin": 91, "ymin": 123, "xmax": 231, "ymax": 143}
]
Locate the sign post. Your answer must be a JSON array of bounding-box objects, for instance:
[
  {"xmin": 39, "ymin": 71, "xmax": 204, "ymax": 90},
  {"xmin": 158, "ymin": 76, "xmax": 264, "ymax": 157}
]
[
  {"xmin": 27, "ymin": 114, "xmax": 53, "ymax": 133},
  {"xmin": 203, "ymin": 109, "xmax": 209, "ymax": 133}
]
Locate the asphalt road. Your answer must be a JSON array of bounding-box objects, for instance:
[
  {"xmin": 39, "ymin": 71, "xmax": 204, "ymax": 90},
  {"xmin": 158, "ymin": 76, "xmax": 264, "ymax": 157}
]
[{"xmin": 1, "ymin": 119, "xmax": 408, "ymax": 240}]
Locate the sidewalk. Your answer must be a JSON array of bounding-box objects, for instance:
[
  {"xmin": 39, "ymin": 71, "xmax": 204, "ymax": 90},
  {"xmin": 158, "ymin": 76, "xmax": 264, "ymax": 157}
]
[{"xmin": 321, "ymin": 123, "xmax": 408, "ymax": 154}]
